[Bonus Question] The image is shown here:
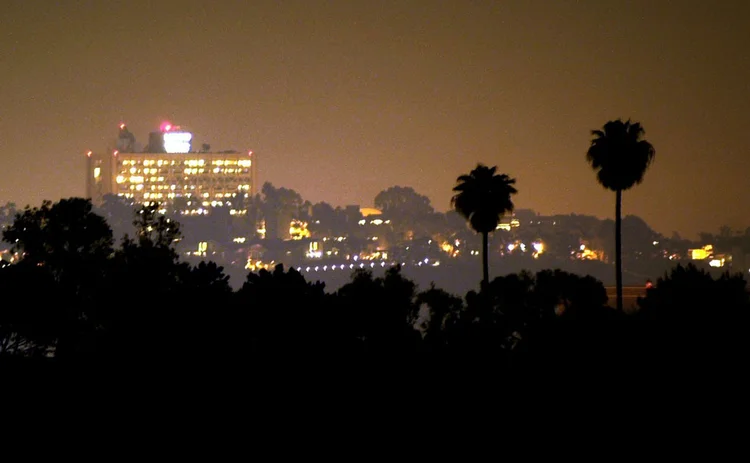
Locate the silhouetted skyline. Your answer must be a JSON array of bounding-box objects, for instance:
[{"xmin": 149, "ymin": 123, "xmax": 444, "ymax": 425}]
[{"xmin": 1, "ymin": 0, "xmax": 749, "ymax": 239}]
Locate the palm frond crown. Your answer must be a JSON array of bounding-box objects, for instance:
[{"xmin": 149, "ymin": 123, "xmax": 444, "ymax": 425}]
[
  {"xmin": 451, "ymin": 164, "xmax": 517, "ymax": 234},
  {"xmin": 586, "ymin": 119, "xmax": 655, "ymax": 191}
]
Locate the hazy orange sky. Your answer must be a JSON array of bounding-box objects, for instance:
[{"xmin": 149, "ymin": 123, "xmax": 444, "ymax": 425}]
[{"xmin": 1, "ymin": 0, "xmax": 748, "ymax": 238}]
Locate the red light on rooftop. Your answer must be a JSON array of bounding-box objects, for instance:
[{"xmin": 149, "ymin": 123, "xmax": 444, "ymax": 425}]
[
  {"xmin": 119, "ymin": 123, "xmax": 126, "ymax": 130},
  {"xmin": 86, "ymin": 150, "xmax": 92, "ymax": 157},
  {"xmin": 160, "ymin": 121, "xmax": 173, "ymax": 132},
  {"xmin": 113, "ymin": 150, "xmax": 119, "ymax": 156}
]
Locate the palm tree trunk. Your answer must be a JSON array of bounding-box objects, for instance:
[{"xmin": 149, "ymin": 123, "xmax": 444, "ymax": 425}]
[
  {"xmin": 482, "ymin": 231, "xmax": 489, "ymax": 289},
  {"xmin": 615, "ymin": 189, "xmax": 623, "ymax": 312}
]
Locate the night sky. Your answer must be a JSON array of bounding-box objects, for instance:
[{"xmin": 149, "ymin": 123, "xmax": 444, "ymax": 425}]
[{"xmin": 1, "ymin": 0, "xmax": 748, "ymax": 239}]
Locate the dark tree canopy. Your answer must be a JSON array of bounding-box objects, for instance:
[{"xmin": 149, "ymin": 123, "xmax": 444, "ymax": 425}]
[
  {"xmin": 260, "ymin": 182, "xmax": 306, "ymax": 240},
  {"xmin": 2, "ymin": 198, "xmax": 113, "ymax": 270},
  {"xmin": 586, "ymin": 119, "xmax": 655, "ymax": 192},
  {"xmin": 132, "ymin": 202, "xmax": 181, "ymax": 249},
  {"xmin": 374, "ymin": 186, "xmax": 434, "ymax": 216}
]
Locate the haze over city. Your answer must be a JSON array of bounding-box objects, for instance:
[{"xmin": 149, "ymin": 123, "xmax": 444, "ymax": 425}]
[{"xmin": 2, "ymin": 0, "xmax": 749, "ymax": 239}]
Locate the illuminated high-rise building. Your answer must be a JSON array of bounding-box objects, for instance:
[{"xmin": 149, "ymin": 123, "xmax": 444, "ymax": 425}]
[
  {"xmin": 86, "ymin": 122, "xmax": 257, "ymax": 215},
  {"xmin": 85, "ymin": 150, "xmax": 108, "ymax": 206}
]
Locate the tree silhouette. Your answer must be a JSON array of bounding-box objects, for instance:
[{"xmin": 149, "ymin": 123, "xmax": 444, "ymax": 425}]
[
  {"xmin": 94, "ymin": 194, "xmax": 136, "ymax": 242},
  {"xmin": 451, "ymin": 164, "xmax": 517, "ymax": 287},
  {"xmin": 635, "ymin": 263, "xmax": 749, "ymax": 371},
  {"xmin": 237, "ymin": 264, "xmax": 330, "ymax": 358},
  {"xmin": 415, "ymin": 284, "xmax": 463, "ymax": 353},
  {"xmin": 0, "ymin": 263, "xmax": 62, "ymax": 357},
  {"xmin": 1, "ymin": 198, "xmax": 114, "ymax": 359},
  {"xmin": 132, "ymin": 202, "xmax": 181, "ymax": 249},
  {"xmin": 335, "ymin": 266, "xmax": 421, "ymax": 356},
  {"xmin": 586, "ymin": 119, "xmax": 655, "ymax": 311},
  {"xmin": 3, "ymin": 198, "xmax": 113, "ymax": 273},
  {"xmin": 374, "ymin": 186, "xmax": 434, "ymax": 216},
  {"xmin": 260, "ymin": 182, "xmax": 304, "ymax": 240}
]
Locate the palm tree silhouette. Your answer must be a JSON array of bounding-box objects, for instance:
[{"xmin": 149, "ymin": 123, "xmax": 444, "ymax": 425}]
[
  {"xmin": 586, "ymin": 119, "xmax": 655, "ymax": 311},
  {"xmin": 452, "ymin": 164, "xmax": 517, "ymax": 288}
]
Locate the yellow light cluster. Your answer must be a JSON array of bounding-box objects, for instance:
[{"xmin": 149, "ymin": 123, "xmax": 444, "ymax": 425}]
[
  {"xmin": 689, "ymin": 245, "xmax": 713, "ymax": 260},
  {"xmin": 290, "ymin": 220, "xmax": 311, "ymax": 240},
  {"xmin": 577, "ymin": 244, "xmax": 603, "ymax": 261},
  {"xmin": 246, "ymin": 259, "xmax": 275, "ymax": 271}
]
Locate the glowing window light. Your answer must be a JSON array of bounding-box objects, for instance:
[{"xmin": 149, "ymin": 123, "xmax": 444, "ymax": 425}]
[{"xmin": 93, "ymin": 167, "xmax": 101, "ymax": 178}]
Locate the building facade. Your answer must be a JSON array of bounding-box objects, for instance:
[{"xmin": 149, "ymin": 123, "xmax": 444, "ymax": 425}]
[
  {"xmin": 86, "ymin": 123, "xmax": 257, "ymax": 215},
  {"xmin": 85, "ymin": 150, "xmax": 109, "ymax": 206}
]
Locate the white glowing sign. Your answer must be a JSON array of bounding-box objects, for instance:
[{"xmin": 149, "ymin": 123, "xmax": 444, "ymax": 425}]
[{"xmin": 163, "ymin": 132, "xmax": 193, "ymax": 153}]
